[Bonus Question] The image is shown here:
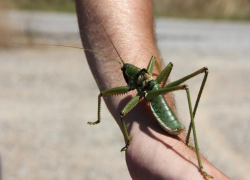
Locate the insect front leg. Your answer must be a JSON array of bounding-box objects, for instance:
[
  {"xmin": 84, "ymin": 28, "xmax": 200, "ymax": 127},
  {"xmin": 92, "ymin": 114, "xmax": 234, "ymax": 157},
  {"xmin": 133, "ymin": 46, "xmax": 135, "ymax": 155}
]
[
  {"xmin": 87, "ymin": 86, "xmax": 131, "ymax": 125},
  {"xmin": 146, "ymin": 56, "xmax": 162, "ymax": 74},
  {"xmin": 147, "ymin": 57, "xmax": 174, "ymax": 88},
  {"xmin": 120, "ymin": 95, "xmax": 140, "ymax": 152}
]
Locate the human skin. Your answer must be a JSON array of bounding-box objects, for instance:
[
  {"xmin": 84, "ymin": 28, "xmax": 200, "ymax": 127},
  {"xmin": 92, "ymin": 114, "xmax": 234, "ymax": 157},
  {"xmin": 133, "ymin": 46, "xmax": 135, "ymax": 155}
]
[{"xmin": 75, "ymin": 0, "xmax": 231, "ymax": 179}]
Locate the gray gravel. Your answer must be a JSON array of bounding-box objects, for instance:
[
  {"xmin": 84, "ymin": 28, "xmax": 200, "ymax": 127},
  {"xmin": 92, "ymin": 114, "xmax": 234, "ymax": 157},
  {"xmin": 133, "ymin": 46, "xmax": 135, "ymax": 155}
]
[{"xmin": 0, "ymin": 11, "xmax": 249, "ymax": 180}]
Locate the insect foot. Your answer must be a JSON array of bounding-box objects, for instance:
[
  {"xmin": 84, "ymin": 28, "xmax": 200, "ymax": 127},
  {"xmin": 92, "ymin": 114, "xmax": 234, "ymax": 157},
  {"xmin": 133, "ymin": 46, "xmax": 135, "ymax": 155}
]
[
  {"xmin": 204, "ymin": 67, "xmax": 209, "ymax": 73},
  {"xmin": 121, "ymin": 140, "xmax": 131, "ymax": 152},
  {"xmin": 187, "ymin": 143, "xmax": 198, "ymax": 151},
  {"xmin": 200, "ymin": 168, "xmax": 213, "ymax": 179},
  {"xmin": 182, "ymin": 84, "xmax": 189, "ymax": 90},
  {"xmin": 87, "ymin": 120, "xmax": 100, "ymax": 125}
]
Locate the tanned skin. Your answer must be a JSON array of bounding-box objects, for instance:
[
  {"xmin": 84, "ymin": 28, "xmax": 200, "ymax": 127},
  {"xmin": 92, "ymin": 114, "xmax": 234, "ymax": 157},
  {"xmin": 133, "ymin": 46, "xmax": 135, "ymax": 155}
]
[{"xmin": 75, "ymin": 0, "xmax": 231, "ymax": 179}]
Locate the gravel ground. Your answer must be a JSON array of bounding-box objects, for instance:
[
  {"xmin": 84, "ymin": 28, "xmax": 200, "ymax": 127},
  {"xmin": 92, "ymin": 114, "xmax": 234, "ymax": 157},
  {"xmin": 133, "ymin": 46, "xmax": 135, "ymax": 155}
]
[{"xmin": 0, "ymin": 11, "xmax": 249, "ymax": 180}]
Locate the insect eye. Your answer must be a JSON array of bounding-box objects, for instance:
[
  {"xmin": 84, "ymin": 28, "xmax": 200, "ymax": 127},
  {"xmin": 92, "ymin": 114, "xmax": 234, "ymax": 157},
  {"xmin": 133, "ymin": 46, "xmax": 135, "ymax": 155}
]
[{"xmin": 121, "ymin": 63, "xmax": 129, "ymax": 71}]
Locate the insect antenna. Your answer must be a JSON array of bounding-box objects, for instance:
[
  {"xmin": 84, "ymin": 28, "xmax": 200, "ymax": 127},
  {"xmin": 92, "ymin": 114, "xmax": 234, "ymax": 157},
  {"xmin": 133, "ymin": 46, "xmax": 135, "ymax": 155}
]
[
  {"xmin": 12, "ymin": 43, "xmax": 123, "ymax": 65},
  {"xmin": 89, "ymin": 4, "xmax": 125, "ymax": 66}
]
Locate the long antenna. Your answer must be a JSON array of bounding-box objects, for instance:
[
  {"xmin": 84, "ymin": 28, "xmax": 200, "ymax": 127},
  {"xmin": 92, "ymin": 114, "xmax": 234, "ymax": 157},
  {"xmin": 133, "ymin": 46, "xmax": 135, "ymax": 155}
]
[
  {"xmin": 89, "ymin": 3, "xmax": 125, "ymax": 66},
  {"xmin": 13, "ymin": 43, "xmax": 123, "ymax": 65}
]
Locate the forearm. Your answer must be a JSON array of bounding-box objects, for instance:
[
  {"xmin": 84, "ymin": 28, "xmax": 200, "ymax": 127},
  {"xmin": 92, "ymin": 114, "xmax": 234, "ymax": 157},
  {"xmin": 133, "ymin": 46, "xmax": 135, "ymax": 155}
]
[
  {"xmin": 75, "ymin": 0, "xmax": 158, "ymax": 70},
  {"xmin": 76, "ymin": 0, "xmax": 230, "ymax": 179},
  {"xmin": 75, "ymin": 0, "xmax": 163, "ymax": 120}
]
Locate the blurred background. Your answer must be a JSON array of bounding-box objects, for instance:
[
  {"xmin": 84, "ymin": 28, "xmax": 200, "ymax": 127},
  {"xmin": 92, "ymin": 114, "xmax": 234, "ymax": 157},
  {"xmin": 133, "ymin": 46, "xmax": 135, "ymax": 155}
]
[{"xmin": 0, "ymin": 0, "xmax": 250, "ymax": 180}]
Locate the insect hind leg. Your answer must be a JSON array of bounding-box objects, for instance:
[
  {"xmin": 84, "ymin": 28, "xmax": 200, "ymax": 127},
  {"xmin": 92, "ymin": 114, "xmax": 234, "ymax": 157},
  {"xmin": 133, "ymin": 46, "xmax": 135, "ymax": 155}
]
[
  {"xmin": 146, "ymin": 83, "xmax": 213, "ymax": 178},
  {"xmin": 165, "ymin": 67, "xmax": 209, "ymax": 145},
  {"xmin": 184, "ymin": 85, "xmax": 213, "ymax": 179}
]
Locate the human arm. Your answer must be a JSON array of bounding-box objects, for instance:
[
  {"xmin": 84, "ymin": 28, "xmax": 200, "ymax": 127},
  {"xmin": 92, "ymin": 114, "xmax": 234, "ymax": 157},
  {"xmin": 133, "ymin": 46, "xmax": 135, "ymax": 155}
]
[{"xmin": 75, "ymin": 0, "xmax": 231, "ymax": 179}]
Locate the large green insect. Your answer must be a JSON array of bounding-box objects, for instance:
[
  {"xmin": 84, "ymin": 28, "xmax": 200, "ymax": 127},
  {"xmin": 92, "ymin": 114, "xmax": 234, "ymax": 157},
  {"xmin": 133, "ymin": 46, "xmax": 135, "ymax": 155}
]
[
  {"xmin": 88, "ymin": 57, "xmax": 211, "ymax": 178},
  {"xmin": 84, "ymin": 3, "xmax": 213, "ymax": 179}
]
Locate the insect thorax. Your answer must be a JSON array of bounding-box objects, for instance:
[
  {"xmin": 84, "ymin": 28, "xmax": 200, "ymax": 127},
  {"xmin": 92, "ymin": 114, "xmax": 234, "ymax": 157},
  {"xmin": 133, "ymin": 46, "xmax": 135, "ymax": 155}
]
[
  {"xmin": 122, "ymin": 63, "xmax": 156, "ymax": 93},
  {"xmin": 136, "ymin": 71, "xmax": 156, "ymax": 92}
]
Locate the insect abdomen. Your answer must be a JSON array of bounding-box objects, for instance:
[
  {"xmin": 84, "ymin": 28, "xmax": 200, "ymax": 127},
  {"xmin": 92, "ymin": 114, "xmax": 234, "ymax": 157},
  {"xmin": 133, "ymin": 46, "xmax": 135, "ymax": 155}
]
[{"xmin": 149, "ymin": 85, "xmax": 185, "ymax": 135}]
